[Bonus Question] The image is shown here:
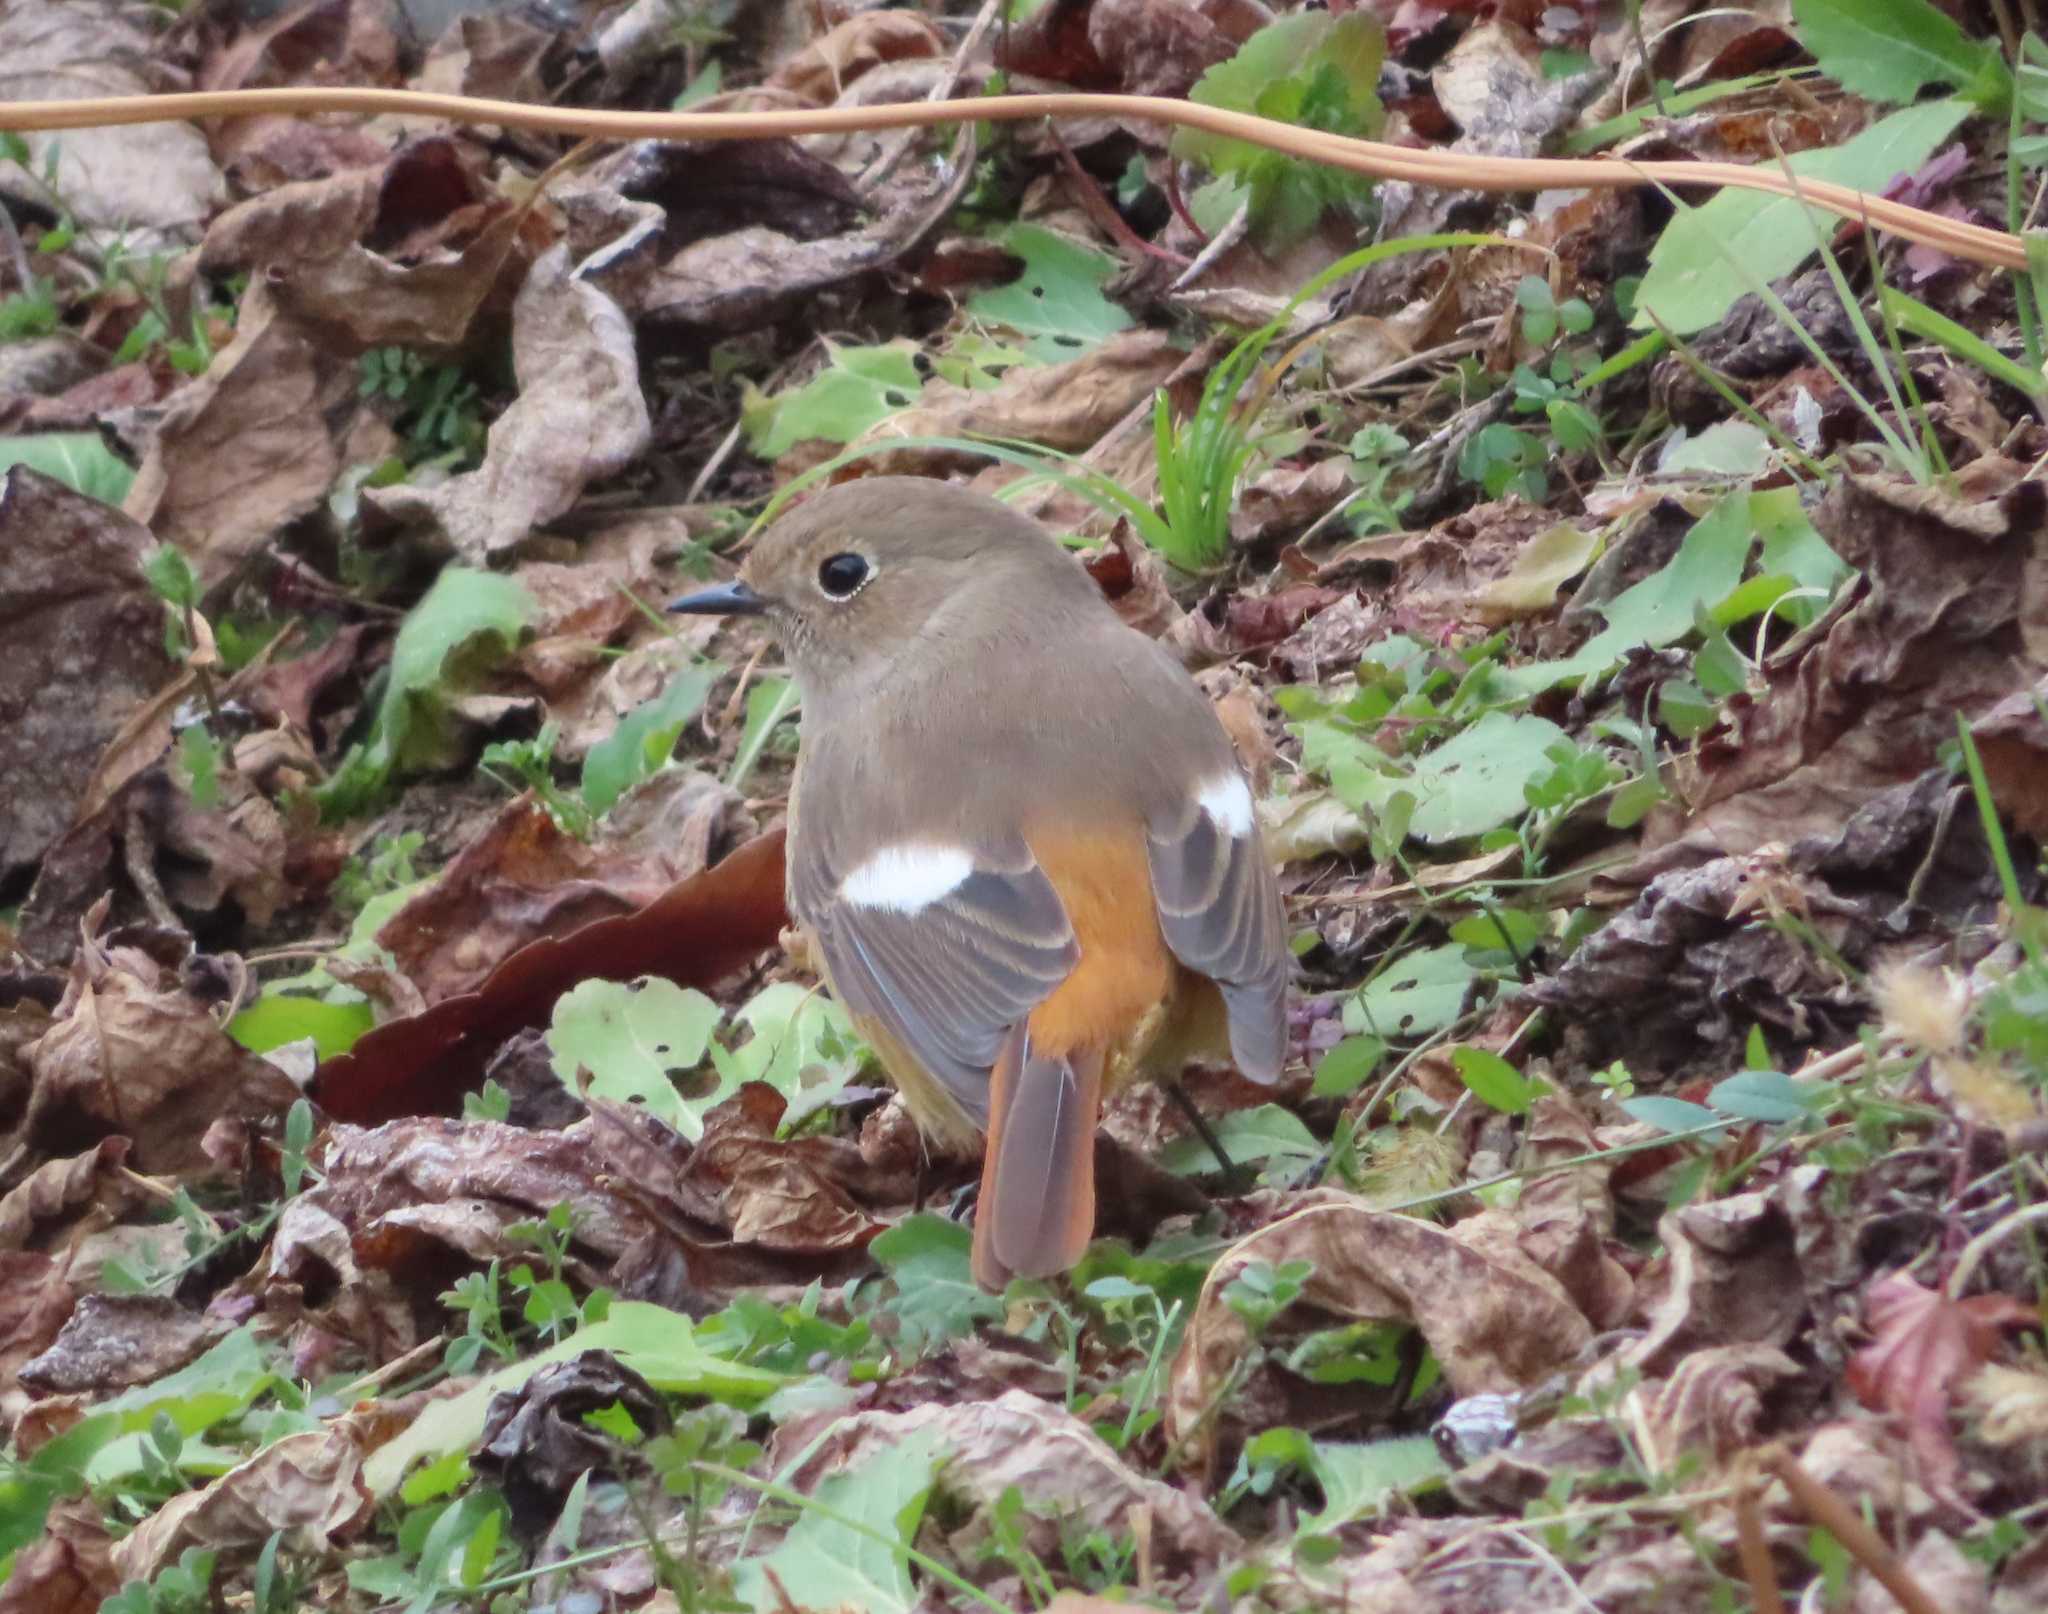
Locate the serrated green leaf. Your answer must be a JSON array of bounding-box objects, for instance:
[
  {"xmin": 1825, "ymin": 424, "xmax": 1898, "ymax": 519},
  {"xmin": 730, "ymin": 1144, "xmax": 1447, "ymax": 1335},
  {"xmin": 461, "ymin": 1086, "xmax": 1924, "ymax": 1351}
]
[
  {"xmin": 734, "ymin": 1429, "xmax": 941, "ymax": 1614},
  {"xmin": 1793, "ymin": 0, "xmax": 2009, "ymax": 108},
  {"xmin": 1303, "ymin": 1436, "xmax": 1450, "ymax": 1531},
  {"xmin": 313, "ymin": 567, "xmax": 535, "ymax": 818},
  {"xmin": 744, "ymin": 341, "xmax": 922, "ymax": 458},
  {"xmin": 870, "ymin": 1215, "xmax": 1002, "ymax": 1352}
]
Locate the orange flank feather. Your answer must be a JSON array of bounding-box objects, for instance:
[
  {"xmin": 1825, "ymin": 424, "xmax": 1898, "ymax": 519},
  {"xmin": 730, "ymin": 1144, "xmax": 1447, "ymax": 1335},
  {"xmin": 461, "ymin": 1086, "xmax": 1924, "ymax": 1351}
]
[
  {"xmin": 972, "ymin": 825, "xmax": 1180, "ymax": 1289},
  {"xmin": 1025, "ymin": 826, "xmax": 1175, "ymax": 1061}
]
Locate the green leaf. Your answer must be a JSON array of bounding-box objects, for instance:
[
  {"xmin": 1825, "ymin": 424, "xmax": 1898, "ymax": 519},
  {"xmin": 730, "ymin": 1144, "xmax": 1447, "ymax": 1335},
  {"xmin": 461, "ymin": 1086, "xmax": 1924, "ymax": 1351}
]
[
  {"xmin": 707, "ymin": 980, "xmax": 865, "ymax": 1121},
  {"xmin": 1621, "ymin": 1095, "xmax": 1727, "ymax": 1140},
  {"xmin": 1451, "ymin": 1047, "xmax": 1536, "ymax": 1115},
  {"xmin": 313, "ymin": 568, "xmax": 536, "ymax": 818},
  {"xmin": 0, "ymin": 433, "xmax": 136, "ymax": 504},
  {"xmin": 227, "ymin": 993, "xmax": 374, "ymax": 1060},
  {"xmin": 1302, "ymin": 1436, "xmax": 1450, "ymax": 1531},
  {"xmin": 1408, "ymin": 711, "xmax": 1570, "ymax": 842},
  {"xmin": 362, "ymin": 1303, "xmax": 784, "ymax": 1496},
  {"xmin": 1158, "ymin": 1103, "xmax": 1321, "ymax": 1175},
  {"xmin": 547, "ymin": 976, "xmax": 728, "ymax": 1139},
  {"xmin": 728, "ymin": 675, "xmax": 798, "ymax": 788},
  {"xmin": 1448, "ymin": 909, "xmax": 1543, "ymax": 957},
  {"xmin": 743, "ymin": 341, "xmax": 923, "ymax": 458},
  {"xmin": 1311, "ymin": 1034, "xmax": 1384, "ymax": 1098},
  {"xmin": 1750, "ymin": 485, "xmax": 1852, "ymax": 610},
  {"xmin": 1636, "ymin": 98, "xmax": 1973, "ymax": 333},
  {"xmin": 582, "ymin": 661, "xmax": 722, "ymax": 814},
  {"xmin": 965, "ymin": 224, "xmax": 1132, "ymax": 360},
  {"xmin": 1172, "ymin": 13, "xmax": 1386, "ymax": 253},
  {"xmin": 1506, "ymin": 489, "xmax": 1757, "ymax": 693},
  {"xmin": 1658, "ymin": 420, "xmax": 1772, "ymax": 477},
  {"xmin": 1345, "ymin": 945, "xmax": 1479, "ymax": 1039},
  {"xmin": 1792, "ymin": 0, "xmax": 2009, "ymax": 108},
  {"xmin": 734, "ymin": 1429, "xmax": 942, "ymax": 1614},
  {"xmin": 1707, "ymin": 1070, "xmax": 1814, "ymax": 1124},
  {"xmin": 143, "ymin": 544, "xmax": 199, "ymax": 608},
  {"xmin": 869, "ymin": 1215, "xmax": 1002, "ymax": 1351}
]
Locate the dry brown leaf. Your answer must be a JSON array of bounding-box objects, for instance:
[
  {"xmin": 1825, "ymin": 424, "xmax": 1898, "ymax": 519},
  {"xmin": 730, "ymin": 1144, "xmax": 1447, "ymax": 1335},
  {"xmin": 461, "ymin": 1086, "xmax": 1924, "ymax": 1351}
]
[
  {"xmin": 1633, "ymin": 1342, "xmax": 1802, "ymax": 1473},
  {"xmin": 1626, "ymin": 1192, "xmax": 1805, "ymax": 1377},
  {"xmin": 22, "ymin": 930, "xmax": 299, "ymax": 1175},
  {"xmin": 474, "ymin": 1353, "xmax": 667, "ymax": 1528},
  {"xmin": 779, "ymin": 1388, "xmax": 1243, "ymax": 1572},
  {"xmin": 374, "ymin": 773, "xmax": 738, "ymax": 1006},
  {"xmin": 0, "ymin": 1249, "xmax": 76, "ymax": 1432},
  {"xmin": 636, "ymin": 140, "xmax": 974, "ymax": 334},
  {"xmin": 120, "ymin": 278, "xmax": 359, "ymax": 587},
  {"xmin": 0, "ymin": 471, "xmax": 174, "ymax": 882},
  {"xmin": 864, "ymin": 330, "xmax": 1183, "ymax": 468},
  {"xmin": 0, "ymin": 1497, "xmax": 115, "ymax": 1614},
  {"xmin": 0, "ymin": 0, "xmax": 223, "ymax": 244},
  {"xmin": 364, "ymin": 244, "xmax": 649, "ymax": 563},
  {"xmin": 1230, "ymin": 459, "xmax": 1353, "ymax": 547},
  {"xmin": 686, "ymin": 1085, "xmax": 889, "ymax": 1252},
  {"xmin": 1641, "ymin": 469, "xmax": 2047, "ymax": 872},
  {"xmin": 199, "ymin": 137, "xmax": 551, "ymax": 353},
  {"xmin": 1164, "ymin": 1196, "xmax": 1592, "ymax": 1480},
  {"xmin": 0, "ymin": 1139, "xmax": 137, "ymax": 1252},
  {"xmin": 18, "ymin": 1294, "xmax": 218, "ymax": 1396},
  {"xmin": 1086, "ymin": 0, "xmax": 1272, "ymax": 100},
  {"xmin": 766, "ymin": 10, "xmax": 946, "ymax": 104},
  {"xmin": 109, "ymin": 1425, "xmax": 373, "ymax": 1584}
]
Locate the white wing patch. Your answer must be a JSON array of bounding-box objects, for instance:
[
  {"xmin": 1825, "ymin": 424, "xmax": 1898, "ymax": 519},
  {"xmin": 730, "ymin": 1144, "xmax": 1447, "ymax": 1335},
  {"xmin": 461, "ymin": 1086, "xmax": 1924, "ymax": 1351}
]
[
  {"xmin": 1196, "ymin": 772, "xmax": 1255, "ymax": 837},
  {"xmin": 840, "ymin": 844, "xmax": 976, "ymax": 913}
]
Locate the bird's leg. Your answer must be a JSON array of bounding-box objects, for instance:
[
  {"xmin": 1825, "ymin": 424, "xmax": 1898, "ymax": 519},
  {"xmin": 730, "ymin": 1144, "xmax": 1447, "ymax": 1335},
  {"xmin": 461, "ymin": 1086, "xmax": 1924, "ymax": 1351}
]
[
  {"xmin": 1165, "ymin": 1081, "xmax": 1249, "ymax": 1190},
  {"xmin": 946, "ymin": 1178, "xmax": 981, "ymax": 1223}
]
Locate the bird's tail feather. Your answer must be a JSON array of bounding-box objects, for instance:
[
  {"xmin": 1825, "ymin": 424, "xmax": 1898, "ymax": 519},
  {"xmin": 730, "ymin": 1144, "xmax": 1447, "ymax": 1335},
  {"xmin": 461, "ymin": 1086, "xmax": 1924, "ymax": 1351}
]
[{"xmin": 972, "ymin": 1025, "xmax": 1103, "ymax": 1291}]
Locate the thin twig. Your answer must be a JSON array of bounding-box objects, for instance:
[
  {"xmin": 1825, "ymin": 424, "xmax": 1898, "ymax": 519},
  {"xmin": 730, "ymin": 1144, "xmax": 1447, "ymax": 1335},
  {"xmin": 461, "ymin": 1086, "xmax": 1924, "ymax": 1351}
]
[{"xmin": 1760, "ymin": 1446, "xmax": 1945, "ymax": 1614}]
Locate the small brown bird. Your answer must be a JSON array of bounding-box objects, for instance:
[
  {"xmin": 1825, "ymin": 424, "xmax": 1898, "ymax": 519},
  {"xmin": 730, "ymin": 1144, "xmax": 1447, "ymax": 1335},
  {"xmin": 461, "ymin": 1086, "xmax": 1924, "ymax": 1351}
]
[{"xmin": 670, "ymin": 478, "xmax": 1288, "ymax": 1289}]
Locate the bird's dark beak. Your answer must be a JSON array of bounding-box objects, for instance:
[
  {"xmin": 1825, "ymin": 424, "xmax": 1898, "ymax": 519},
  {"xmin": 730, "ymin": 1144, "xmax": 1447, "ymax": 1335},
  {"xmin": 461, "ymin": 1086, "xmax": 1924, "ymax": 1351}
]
[{"xmin": 667, "ymin": 578, "xmax": 767, "ymax": 616}]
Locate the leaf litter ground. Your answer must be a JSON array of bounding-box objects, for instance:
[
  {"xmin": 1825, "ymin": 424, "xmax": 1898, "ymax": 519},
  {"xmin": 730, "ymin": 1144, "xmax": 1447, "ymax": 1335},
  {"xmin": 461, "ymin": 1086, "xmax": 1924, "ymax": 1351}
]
[{"xmin": 2, "ymin": 2, "xmax": 2047, "ymax": 1611}]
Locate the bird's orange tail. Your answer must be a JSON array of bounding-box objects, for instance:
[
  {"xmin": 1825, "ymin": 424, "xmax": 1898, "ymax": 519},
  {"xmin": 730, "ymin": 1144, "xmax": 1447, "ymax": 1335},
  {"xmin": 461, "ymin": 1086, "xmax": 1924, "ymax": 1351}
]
[{"xmin": 972, "ymin": 1025, "xmax": 1105, "ymax": 1291}]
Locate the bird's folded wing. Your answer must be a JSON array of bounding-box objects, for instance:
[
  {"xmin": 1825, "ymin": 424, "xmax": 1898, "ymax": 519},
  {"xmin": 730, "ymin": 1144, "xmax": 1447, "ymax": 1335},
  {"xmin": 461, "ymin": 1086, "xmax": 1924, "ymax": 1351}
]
[
  {"xmin": 791, "ymin": 836, "xmax": 1079, "ymax": 1126},
  {"xmin": 1146, "ymin": 769, "xmax": 1289, "ymax": 1082}
]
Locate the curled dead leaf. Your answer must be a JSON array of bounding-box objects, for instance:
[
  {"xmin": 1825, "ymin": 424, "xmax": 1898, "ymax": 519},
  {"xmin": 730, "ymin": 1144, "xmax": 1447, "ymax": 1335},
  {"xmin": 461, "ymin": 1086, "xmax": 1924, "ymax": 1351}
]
[
  {"xmin": 1164, "ymin": 1195, "xmax": 1593, "ymax": 1481},
  {"xmin": 364, "ymin": 244, "xmax": 650, "ymax": 563},
  {"xmin": 109, "ymin": 1425, "xmax": 373, "ymax": 1584}
]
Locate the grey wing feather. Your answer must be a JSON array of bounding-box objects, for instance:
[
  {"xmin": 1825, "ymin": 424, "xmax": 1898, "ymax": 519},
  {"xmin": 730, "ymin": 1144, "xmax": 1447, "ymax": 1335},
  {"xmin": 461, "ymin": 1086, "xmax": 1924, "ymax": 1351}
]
[
  {"xmin": 793, "ymin": 840, "xmax": 1078, "ymax": 1126},
  {"xmin": 1147, "ymin": 785, "xmax": 1289, "ymax": 1082}
]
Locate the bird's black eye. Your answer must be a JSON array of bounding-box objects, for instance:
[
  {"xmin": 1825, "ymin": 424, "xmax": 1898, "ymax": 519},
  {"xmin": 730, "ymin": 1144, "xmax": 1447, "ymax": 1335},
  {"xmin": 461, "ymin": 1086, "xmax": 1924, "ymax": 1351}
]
[{"xmin": 817, "ymin": 552, "xmax": 871, "ymax": 600}]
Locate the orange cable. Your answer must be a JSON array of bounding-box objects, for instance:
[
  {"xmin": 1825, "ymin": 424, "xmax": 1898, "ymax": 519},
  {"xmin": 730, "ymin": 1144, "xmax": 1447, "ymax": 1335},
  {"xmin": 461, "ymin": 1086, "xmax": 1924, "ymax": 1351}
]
[{"xmin": 0, "ymin": 87, "xmax": 2028, "ymax": 271}]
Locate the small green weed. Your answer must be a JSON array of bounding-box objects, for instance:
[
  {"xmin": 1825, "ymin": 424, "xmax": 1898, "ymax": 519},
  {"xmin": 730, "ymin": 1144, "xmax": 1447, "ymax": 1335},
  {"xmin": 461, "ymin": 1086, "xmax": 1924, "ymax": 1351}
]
[{"xmin": 359, "ymin": 345, "xmax": 488, "ymax": 465}]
